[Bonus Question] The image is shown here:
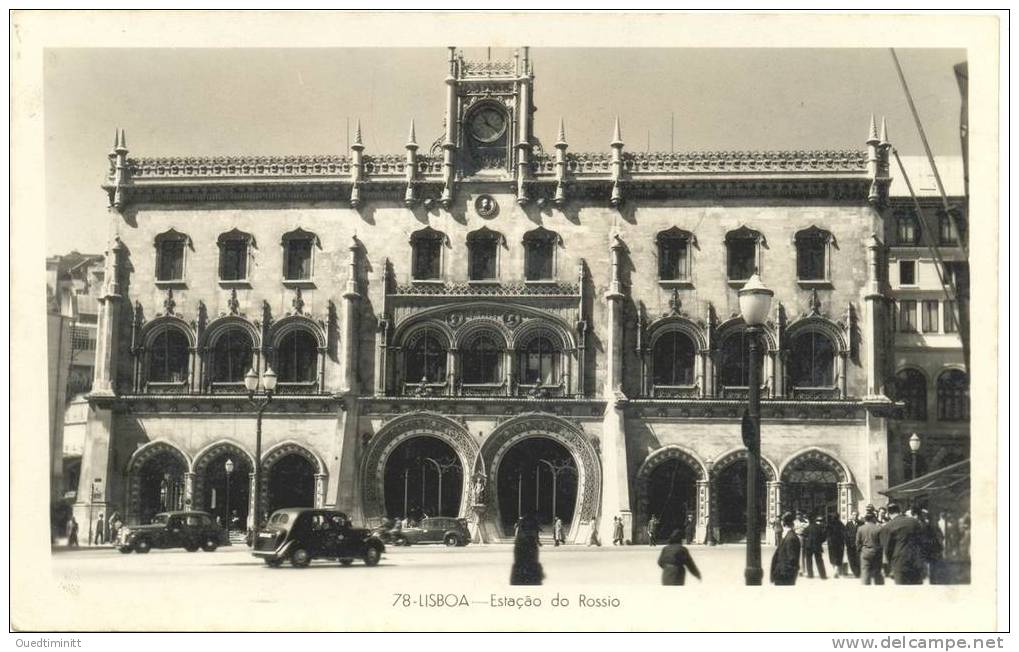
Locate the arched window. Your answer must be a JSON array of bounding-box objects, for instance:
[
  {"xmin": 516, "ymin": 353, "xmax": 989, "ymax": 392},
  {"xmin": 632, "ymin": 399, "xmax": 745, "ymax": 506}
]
[
  {"xmin": 787, "ymin": 332, "xmax": 836, "ymax": 388},
  {"xmin": 217, "ymin": 229, "xmax": 254, "ymax": 282},
  {"xmin": 652, "ymin": 331, "xmax": 696, "ymax": 386},
  {"xmin": 410, "ymin": 228, "xmax": 444, "ymax": 280},
  {"xmin": 281, "ymin": 228, "xmax": 319, "ymax": 281},
  {"xmin": 895, "ymin": 208, "xmax": 922, "ymax": 245},
  {"xmin": 467, "ymin": 228, "xmax": 501, "ymax": 281},
  {"xmin": 523, "ymin": 228, "xmax": 558, "ymax": 281},
  {"xmin": 725, "ymin": 227, "xmax": 764, "ymax": 282},
  {"xmin": 462, "ymin": 335, "xmax": 502, "ymax": 384},
  {"xmin": 154, "ymin": 229, "xmax": 190, "ymax": 282},
  {"xmin": 405, "ymin": 333, "xmax": 446, "ymax": 383},
  {"xmin": 656, "ymin": 228, "xmax": 693, "ymax": 282},
  {"xmin": 211, "ymin": 328, "xmax": 253, "ymax": 383},
  {"xmin": 148, "ymin": 328, "xmax": 189, "ymax": 383},
  {"xmin": 718, "ymin": 331, "xmax": 765, "ymax": 388},
  {"xmin": 795, "ymin": 227, "xmax": 834, "ymax": 282},
  {"xmin": 275, "ymin": 330, "xmax": 318, "ymax": 383},
  {"xmin": 518, "ymin": 336, "xmax": 558, "ymax": 385},
  {"xmin": 893, "ymin": 369, "xmax": 928, "ymax": 421},
  {"xmin": 937, "ymin": 370, "xmax": 969, "ymax": 421}
]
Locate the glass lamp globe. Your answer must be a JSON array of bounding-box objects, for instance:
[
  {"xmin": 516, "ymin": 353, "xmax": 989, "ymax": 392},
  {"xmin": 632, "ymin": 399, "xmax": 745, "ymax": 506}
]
[
  {"xmin": 262, "ymin": 367, "xmax": 278, "ymax": 392},
  {"xmin": 244, "ymin": 368, "xmax": 259, "ymax": 392},
  {"xmin": 908, "ymin": 433, "xmax": 922, "ymax": 453},
  {"xmin": 738, "ymin": 274, "xmax": 774, "ymax": 326}
]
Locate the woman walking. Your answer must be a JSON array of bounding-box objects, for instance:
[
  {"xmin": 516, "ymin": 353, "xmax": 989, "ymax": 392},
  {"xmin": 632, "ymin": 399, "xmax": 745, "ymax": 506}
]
[
  {"xmin": 510, "ymin": 512, "xmax": 544, "ymax": 585},
  {"xmin": 657, "ymin": 530, "xmax": 701, "ymax": 585}
]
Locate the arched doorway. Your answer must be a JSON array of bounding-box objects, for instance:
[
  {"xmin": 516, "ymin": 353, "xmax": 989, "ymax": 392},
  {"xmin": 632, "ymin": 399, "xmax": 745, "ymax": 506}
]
[
  {"xmin": 383, "ymin": 436, "xmax": 464, "ymax": 521},
  {"xmin": 136, "ymin": 451, "xmax": 187, "ymax": 524},
  {"xmin": 267, "ymin": 454, "xmax": 315, "ymax": 513},
  {"xmin": 714, "ymin": 459, "xmax": 768, "ymax": 543},
  {"xmin": 495, "ymin": 437, "xmax": 578, "ymax": 537},
  {"xmin": 194, "ymin": 444, "xmax": 252, "ymax": 532},
  {"xmin": 781, "ymin": 451, "xmax": 847, "ymax": 521},
  {"xmin": 646, "ymin": 459, "xmax": 697, "ymax": 543}
]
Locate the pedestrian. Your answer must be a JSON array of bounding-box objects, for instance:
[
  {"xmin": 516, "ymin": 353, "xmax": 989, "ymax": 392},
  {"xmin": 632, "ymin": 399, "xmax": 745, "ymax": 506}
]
[
  {"xmin": 844, "ymin": 511, "xmax": 861, "ymax": 578},
  {"xmin": 769, "ymin": 512, "xmax": 800, "ymax": 585},
  {"xmin": 108, "ymin": 510, "xmax": 122, "ymax": 543},
  {"xmin": 94, "ymin": 513, "xmax": 105, "ymax": 545},
  {"xmin": 657, "ymin": 530, "xmax": 701, "ymax": 585},
  {"xmin": 920, "ymin": 509, "xmax": 944, "ymax": 582},
  {"xmin": 510, "ymin": 512, "xmax": 544, "ymax": 585},
  {"xmin": 827, "ymin": 514, "xmax": 846, "ymax": 578},
  {"xmin": 803, "ymin": 515, "xmax": 828, "ymax": 579},
  {"xmin": 587, "ymin": 519, "xmax": 602, "ymax": 547},
  {"xmin": 771, "ymin": 515, "xmax": 783, "ymax": 547},
  {"xmin": 647, "ymin": 514, "xmax": 659, "ymax": 546},
  {"xmin": 66, "ymin": 515, "xmax": 79, "ymax": 547},
  {"xmin": 957, "ymin": 514, "xmax": 970, "ymax": 560},
  {"xmin": 612, "ymin": 515, "xmax": 625, "ymax": 546},
  {"xmin": 793, "ymin": 512, "xmax": 809, "ymax": 575},
  {"xmin": 878, "ymin": 502, "xmax": 926, "ymax": 585},
  {"xmin": 684, "ymin": 512, "xmax": 696, "ymax": 544},
  {"xmin": 855, "ymin": 511, "xmax": 884, "ymax": 585},
  {"xmin": 553, "ymin": 516, "xmax": 564, "ymax": 547},
  {"xmin": 877, "ymin": 506, "xmax": 889, "ymax": 524}
]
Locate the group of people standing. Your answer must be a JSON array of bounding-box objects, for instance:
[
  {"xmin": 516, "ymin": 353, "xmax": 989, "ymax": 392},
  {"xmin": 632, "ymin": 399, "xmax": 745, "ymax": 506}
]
[
  {"xmin": 770, "ymin": 502, "xmax": 967, "ymax": 585},
  {"xmin": 62, "ymin": 510, "xmax": 123, "ymax": 547}
]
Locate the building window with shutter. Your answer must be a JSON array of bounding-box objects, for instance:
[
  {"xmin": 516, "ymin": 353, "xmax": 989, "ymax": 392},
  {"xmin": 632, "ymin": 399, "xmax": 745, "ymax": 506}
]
[
  {"xmin": 656, "ymin": 227, "xmax": 693, "ymax": 282},
  {"xmin": 794, "ymin": 226, "xmax": 834, "ymax": 283},
  {"xmin": 898, "ymin": 300, "xmax": 917, "ymax": 333},
  {"xmin": 895, "ymin": 208, "xmax": 922, "ymax": 245},
  {"xmin": 410, "ymin": 227, "xmax": 444, "ymax": 281},
  {"xmin": 154, "ymin": 229, "xmax": 190, "ymax": 283},
  {"xmin": 921, "ymin": 300, "xmax": 940, "ymax": 333},
  {"xmin": 724, "ymin": 227, "xmax": 764, "ymax": 282},
  {"xmin": 944, "ymin": 300, "xmax": 959, "ymax": 333},
  {"xmin": 467, "ymin": 228, "xmax": 501, "ymax": 281},
  {"xmin": 281, "ymin": 228, "xmax": 319, "ymax": 282},
  {"xmin": 899, "ymin": 260, "xmax": 916, "ymax": 286},
  {"xmin": 217, "ymin": 229, "xmax": 254, "ymax": 282},
  {"xmin": 523, "ymin": 227, "xmax": 558, "ymax": 281},
  {"xmin": 937, "ymin": 369, "xmax": 969, "ymax": 421}
]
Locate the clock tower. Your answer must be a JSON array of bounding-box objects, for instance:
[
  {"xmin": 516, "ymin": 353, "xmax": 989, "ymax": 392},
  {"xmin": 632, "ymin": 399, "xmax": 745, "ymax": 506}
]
[{"xmin": 443, "ymin": 47, "xmax": 536, "ymax": 189}]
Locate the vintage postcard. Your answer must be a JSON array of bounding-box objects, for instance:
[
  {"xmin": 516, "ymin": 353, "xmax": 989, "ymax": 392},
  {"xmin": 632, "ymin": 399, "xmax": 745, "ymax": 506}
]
[{"xmin": 10, "ymin": 10, "xmax": 1003, "ymax": 634}]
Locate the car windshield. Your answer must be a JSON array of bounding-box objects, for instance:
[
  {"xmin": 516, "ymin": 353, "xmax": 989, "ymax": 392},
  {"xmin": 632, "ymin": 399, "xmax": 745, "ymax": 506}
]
[
  {"xmin": 270, "ymin": 513, "xmax": 289, "ymax": 525},
  {"xmin": 152, "ymin": 514, "xmax": 169, "ymax": 525}
]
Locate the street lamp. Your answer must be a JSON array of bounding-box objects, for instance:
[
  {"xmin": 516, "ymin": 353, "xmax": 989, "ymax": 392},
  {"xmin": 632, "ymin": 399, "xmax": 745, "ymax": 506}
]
[
  {"xmin": 738, "ymin": 273, "xmax": 773, "ymax": 586},
  {"xmin": 245, "ymin": 366, "xmax": 277, "ymax": 542},
  {"xmin": 88, "ymin": 477, "xmax": 102, "ymax": 545},
  {"xmin": 224, "ymin": 458, "xmax": 234, "ymax": 536},
  {"xmin": 908, "ymin": 433, "xmax": 922, "ymax": 480}
]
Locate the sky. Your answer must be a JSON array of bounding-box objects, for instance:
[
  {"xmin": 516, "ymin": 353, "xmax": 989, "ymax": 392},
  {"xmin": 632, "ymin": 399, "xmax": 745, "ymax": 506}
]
[{"xmin": 44, "ymin": 47, "xmax": 966, "ymax": 256}]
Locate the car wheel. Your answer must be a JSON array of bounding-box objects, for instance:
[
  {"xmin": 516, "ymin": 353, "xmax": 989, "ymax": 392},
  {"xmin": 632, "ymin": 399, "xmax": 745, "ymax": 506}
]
[
  {"xmin": 134, "ymin": 540, "xmax": 151, "ymax": 554},
  {"xmin": 184, "ymin": 544, "xmax": 200, "ymax": 552},
  {"xmin": 363, "ymin": 545, "xmax": 381, "ymax": 567},
  {"xmin": 394, "ymin": 536, "xmax": 408, "ymax": 547},
  {"xmin": 290, "ymin": 548, "xmax": 311, "ymax": 568},
  {"xmin": 444, "ymin": 534, "xmax": 460, "ymax": 547},
  {"xmin": 264, "ymin": 559, "xmax": 283, "ymax": 568},
  {"xmin": 201, "ymin": 538, "xmax": 218, "ymax": 552},
  {"xmin": 339, "ymin": 558, "xmax": 354, "ymax": 567},
  {"xmin": 118, "ymin": 547, "xmax": 133, "ymax": 554}
]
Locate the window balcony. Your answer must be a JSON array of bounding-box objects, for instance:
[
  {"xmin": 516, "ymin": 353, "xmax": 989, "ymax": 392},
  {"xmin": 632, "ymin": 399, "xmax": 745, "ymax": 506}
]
[
  {"xmin": 274, "ymin": 381, "xmax": 321, "ymax": 396},
  {"xmin": 650, "ymin": 384, "xmax": 700, "ymax": 399},
  {"xmin": 788, "ymin": 386, "xmax": 841, "ymax": 400},
  {"xmin": 515, "ymin": 381, "xmax": 565, "ymax": 399},
  {"xmin": 144, "ymin": 381, "xmax": 190, "ymax": 395}
]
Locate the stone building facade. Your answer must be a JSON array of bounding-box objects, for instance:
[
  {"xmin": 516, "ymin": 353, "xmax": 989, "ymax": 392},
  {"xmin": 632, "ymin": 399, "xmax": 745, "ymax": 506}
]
[{"xmin": 76, "ymin": 48, "xmax": 905, "ymax": 545}]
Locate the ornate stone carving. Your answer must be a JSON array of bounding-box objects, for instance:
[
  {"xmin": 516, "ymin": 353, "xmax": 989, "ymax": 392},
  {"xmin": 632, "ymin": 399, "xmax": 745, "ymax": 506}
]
[
  {"xmin": 227, "ymin": 289, "xmax": 240, "ymax": 316},
  {"xmin": 474, "ymin": 194, "xmax": 498, "ymax": 217}
]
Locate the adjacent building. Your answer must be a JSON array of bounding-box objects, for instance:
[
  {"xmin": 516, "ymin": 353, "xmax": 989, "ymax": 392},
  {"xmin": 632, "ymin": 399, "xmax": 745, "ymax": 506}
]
[{"xmin": 75, "ymin": 48, "xmax": 924, "ymax": 545}]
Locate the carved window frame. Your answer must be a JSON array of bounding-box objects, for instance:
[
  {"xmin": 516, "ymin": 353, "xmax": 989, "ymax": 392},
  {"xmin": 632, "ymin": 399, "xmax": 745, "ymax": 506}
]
[
  {"xmin": 651, "ymin": 329, "xmax": 697, "ymax": 388},
  {"xmin": 466, "ymin": 227, "xmax": 503, "ymax": 282},
  {"xmin": 724, "ymin": 227, "xmax": 765, "ymax": 284},
  {"xmin": 936, "ymin": 369, "xmax": 969, "ymax": 422},
  {"xmin": 145, "ymin": 325, "xmax": 191, "ymax": 387},
  {"xmin": 154, "ymin": 228, "xmax": 191, "ymax": 286},
  {"xmin": 894, "ymin": 208, "xmax": 922, "ymax": 246},
  {"xmin": 785, "ymin": 330, "xmax": 837, "ymax": 389},
  {"xmin": 281, "ymin": 228, "xmax": 320, "ymax": 286},
  {"xmin": 522, "ymin": 227, "xmax": 560, "ymax": 282},
  {"xmin": 794, "ymin": 226, "xmax": 835, "ymax": 286},
  {"xmin": 656, "ymin": 227, "xmax": 695, "ymax": 286},
  {"xmin": 217, "ymin": 229, "xmax": 255, "ymax": 286},
  {"xmin": 274, "ymin": 328, "xmax": 320, "ymax": 385},
  {"xmin": 410, "ymin": 227, "xmax": 446, "ymax": 282}
]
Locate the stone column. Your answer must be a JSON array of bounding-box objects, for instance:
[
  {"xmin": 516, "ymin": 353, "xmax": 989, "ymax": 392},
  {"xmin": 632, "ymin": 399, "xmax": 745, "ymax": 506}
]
[
  {"xmin": 183, "ymin": 472, "xmax": 196, "ymax": 510},
  {"xmin": 73, "ymin": 406, "xmax": 113, "ymax": 536},
  {"xmin": 92, "ymin": 239, "xmax": 126, "ymax": 396},
  {"xmin": 767, "ymin": 480, "xmax": 783, "ymax": 530},
  {"xmin": 340, "ymin": 239, "xmax": 361, "ymax": 394},
  {"xmin": 598, "ymin": 236, "xmax": 633, "ymax": 545},
  {"xmin": 838, "ymin": 481, "xmax": 854, "ymax": 522},
  {"xmin": 696, "ymin": 478, "xmax": 711, "ymax": 544},
  {"xmin": 314, "ymin": 473, "xmax": 327, "ymax": 508}
]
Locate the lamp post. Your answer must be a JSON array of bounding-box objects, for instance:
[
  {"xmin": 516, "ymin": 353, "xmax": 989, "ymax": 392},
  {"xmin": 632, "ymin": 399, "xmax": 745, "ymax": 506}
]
[
  {"xmin": 88, "ymin": 477, "xmax": 102, "ymax": 545},
  {"xmin": 224, "ymin": 458, "xmax": 234, "ymax": 535},
  {"xmin": 738, "ymin": 273, "xmax": 773, "ymax": 586},
  {"xmin": 908, "ymin": 433, "xmax": 922, "ymax": 480},
  {"xmin": 244, "ymin": 366, "xmax": 277, "ymax": 542},
  {"xmin": 403, "ymin": 468, "xmax": 410, "ymax": 519}
]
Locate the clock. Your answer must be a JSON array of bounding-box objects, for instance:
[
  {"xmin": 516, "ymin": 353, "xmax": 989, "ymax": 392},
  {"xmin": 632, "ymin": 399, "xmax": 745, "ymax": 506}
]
[{"xmin": 468, "ymin": 107, "xmax": 507, "ymax": 143}]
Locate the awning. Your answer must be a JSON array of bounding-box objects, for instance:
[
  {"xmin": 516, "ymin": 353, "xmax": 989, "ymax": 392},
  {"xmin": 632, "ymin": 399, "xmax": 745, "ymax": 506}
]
[{"xmin": 881, "ymin": 459, "xmax": 970, "ymax": 501}]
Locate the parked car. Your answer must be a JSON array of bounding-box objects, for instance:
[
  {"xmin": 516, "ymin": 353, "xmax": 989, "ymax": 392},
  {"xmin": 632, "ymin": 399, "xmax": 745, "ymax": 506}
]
[
  {"xmin": 391, "ymin": 516, "xmax": 470, "ymax": 547},
  {"xmin": 252, "ymin": 508, "xmax": 385, "ymax": 568},
  {"xmin": 116, "ymin": 511, "xmax": 224, "ymax": 554}
]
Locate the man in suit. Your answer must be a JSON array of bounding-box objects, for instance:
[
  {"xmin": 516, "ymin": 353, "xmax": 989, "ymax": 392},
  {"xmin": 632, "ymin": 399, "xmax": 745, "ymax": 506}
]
[
  {"xmin": 803, "ymin": 515, "xmax": 828, "ymax": 579},
  {"xmin": 844, "ymin": 511, "xmax": 861, "ymax": 578},
  {"xmin": 879, "ymin": 502, "xmax": 926, "ymax": 585},
  {"xmin": 856, "ymin": 511, "xmax": 884, "ymax": 584},
  {"xmin": 770, "ymin": 511, "xmax": 800, "ymax": 585}
]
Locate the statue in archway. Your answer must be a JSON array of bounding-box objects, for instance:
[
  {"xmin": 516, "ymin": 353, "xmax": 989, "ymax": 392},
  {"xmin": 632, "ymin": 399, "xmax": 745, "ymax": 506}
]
[{"xmin": 472, "ymin": 472, "xmax": 487, "ymax": 506}]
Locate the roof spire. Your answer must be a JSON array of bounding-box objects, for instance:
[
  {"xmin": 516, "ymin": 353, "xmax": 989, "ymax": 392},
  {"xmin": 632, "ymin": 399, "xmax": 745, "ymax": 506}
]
[
  {"xmin": 407, "ymin": 119, "xmax": 417, "ymax": 147},
  {"xmin": 556, "ymin": 118, "xmax": 567, "ymax": 147},
  {"xmin": 612, "ymin": 116, "xmax": 623, "ymax": 147},
  {"xmin": 867, "ymin": 113, "xmax": 879, "ymax": 144},
  {"xmin": 879, "ymin": 116, "xmax": 889, "ymax": 146},
  {"xmin": 352, "ymin": 119, "xmax": 364, "ymax": 148}
]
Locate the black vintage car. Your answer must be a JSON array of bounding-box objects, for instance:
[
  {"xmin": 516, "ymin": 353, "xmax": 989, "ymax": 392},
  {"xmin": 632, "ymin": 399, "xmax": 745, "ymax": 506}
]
[
  {"xmin": 116, "ymin": 511, "xmax": 224, "ymax": 554},
  {"xmin": 391, "ymin": 516, "xmax": 471, "ymax": 547},
  {"xmin": 252, "ymin": 508, "xmax": 385, "ymax": 568}
]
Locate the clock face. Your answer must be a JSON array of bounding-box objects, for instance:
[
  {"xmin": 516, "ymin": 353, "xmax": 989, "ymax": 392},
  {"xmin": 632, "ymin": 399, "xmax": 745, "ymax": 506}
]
[{"xmin": 468, "ymin": 107, "xmax": 507, "ymax": 144}]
